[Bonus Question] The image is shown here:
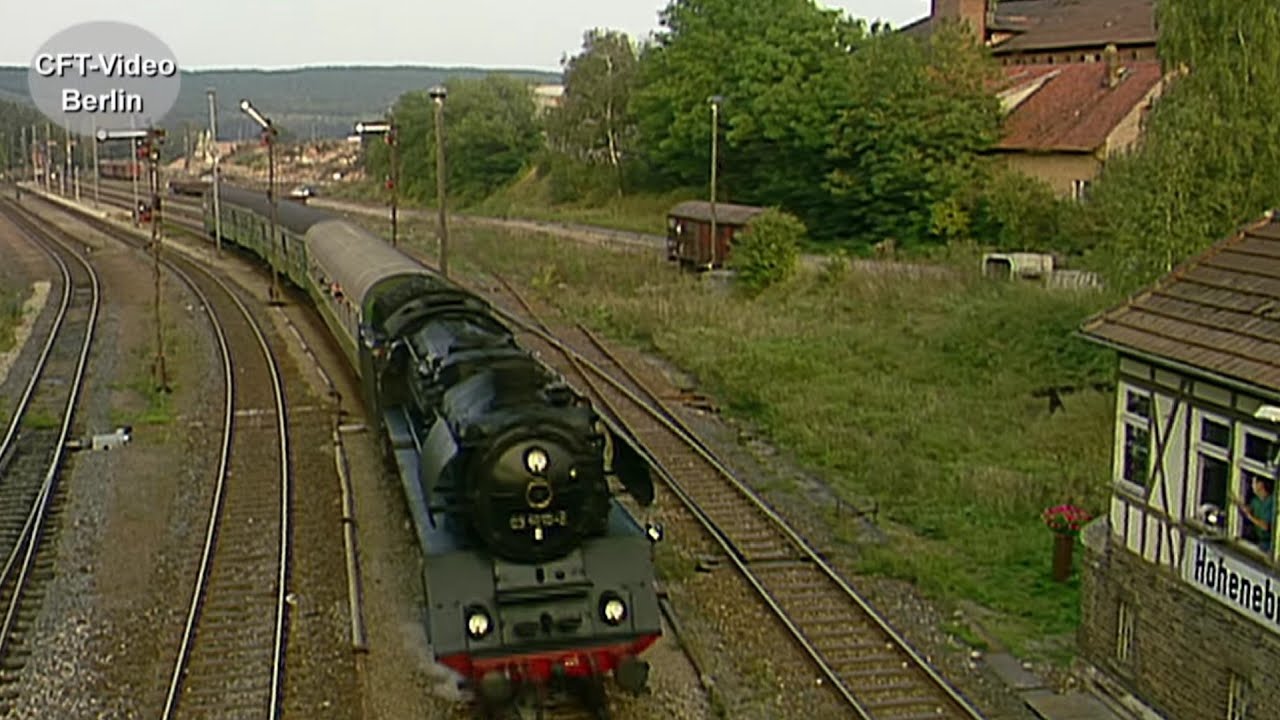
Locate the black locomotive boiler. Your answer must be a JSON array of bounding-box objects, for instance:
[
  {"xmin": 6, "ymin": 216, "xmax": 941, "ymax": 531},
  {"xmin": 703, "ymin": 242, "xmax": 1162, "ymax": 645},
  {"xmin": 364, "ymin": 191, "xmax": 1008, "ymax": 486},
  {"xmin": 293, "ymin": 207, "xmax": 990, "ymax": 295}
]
[{"xmin": 205, "ymin": 186, "xmax": 663, "ymax": 708}]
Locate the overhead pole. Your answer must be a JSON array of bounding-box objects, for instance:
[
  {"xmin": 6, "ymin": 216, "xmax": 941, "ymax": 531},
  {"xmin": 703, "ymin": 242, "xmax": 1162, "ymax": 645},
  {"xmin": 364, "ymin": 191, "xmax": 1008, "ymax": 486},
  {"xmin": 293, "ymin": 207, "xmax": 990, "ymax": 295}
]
[
  {"xmin": 708, "ymin": 95, "xmax": 723, "ymax": 270},
  {"xmin": 96, "ymin": 126, "xmax": 170, "ymax": 390},
  {"xmin": 146, "ymin": 129, "xmax": 170, "ymax": 391},
  {"xmin": 353, "ymin": 117, "xmax": 398, "ymax": 246},
  {"xmin": 241, "ymin": 98, "xmax": 282, "ymax": 304},
  {"xmin": 43, "ymin": 124, "xmax": 51, "ymax": 193},
  {"xmin": 429, "ymin": 85, "xmax": 449, "ymax": 277},
  {"xmin": 91, "ymin": 117, "xmax": 100, "ymax": 207},
  {"xmin": 208, "ymin": 88, "xmax": 223, "ymax": 256},
  {"xmin": 62, "ymin": 126, "xmax": 70, "ymax": 196}
]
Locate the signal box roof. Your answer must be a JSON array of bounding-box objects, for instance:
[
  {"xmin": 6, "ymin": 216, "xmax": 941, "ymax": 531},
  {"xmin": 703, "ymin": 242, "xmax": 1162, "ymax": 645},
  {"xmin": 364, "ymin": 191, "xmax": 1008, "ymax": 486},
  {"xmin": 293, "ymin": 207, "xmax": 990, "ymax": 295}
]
[{"xmin": 1081, "ymin": 215, "xmax": 1280, "ymax": 395}]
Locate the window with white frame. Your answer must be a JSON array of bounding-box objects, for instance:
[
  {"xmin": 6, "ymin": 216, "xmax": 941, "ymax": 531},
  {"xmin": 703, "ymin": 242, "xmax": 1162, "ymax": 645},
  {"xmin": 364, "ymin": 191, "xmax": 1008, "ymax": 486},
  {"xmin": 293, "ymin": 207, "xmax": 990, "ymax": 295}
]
[
  {"xmin": 1228, "ymin": 671, "xmax": 1249, "ymax": 720},
  {"xmin": 1188, "ymin": 410, "xmax": 1279, "ymax": 553},
  {"xmin": 1115, "ymin": 601, "xmax": 1134, "ymax": 664},
  {"xmin": 1072, "ymin": 179, "xmax": 1093, "ymax": 202},
  {"xmin": 1236, "ymin": 428, "xmax": 1277, "ymax": 553},
  {"xmin": 1195, "ymin": 412, "xmax": 1232, "ymax": 526},
  {"xmin": 1117, "ymin": 387, "xmax": 1152, "ymax": 491}
]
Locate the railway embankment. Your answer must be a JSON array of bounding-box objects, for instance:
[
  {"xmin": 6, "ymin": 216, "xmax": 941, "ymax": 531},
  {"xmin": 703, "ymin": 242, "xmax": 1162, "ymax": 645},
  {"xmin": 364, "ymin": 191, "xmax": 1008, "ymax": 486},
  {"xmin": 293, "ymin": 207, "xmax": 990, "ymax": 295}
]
[{"xmin": 0, "ymin": 281, "xmax": 50, "ymax": 388}]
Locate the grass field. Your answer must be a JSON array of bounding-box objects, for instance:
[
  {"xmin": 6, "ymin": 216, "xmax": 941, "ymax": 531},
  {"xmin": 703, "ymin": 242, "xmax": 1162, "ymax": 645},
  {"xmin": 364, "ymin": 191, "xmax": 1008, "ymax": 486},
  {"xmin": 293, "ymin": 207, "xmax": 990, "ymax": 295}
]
[
  {"xmin": 0, "ymin": 291, "xmax": 18, "ymax": 352},
  {"xmin": 443, "ymin": 226, "xmax": 1121, "ymax": 659}
]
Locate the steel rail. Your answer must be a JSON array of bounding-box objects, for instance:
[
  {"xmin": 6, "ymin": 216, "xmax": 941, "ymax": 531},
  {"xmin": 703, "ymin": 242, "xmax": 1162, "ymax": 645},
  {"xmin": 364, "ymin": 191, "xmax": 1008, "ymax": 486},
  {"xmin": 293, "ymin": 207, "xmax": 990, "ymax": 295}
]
[
  {"xmin": 0, "ymin": 199, "xmax": 101, "ymax": 657},
  {"xmin": 24, "ymin": 185, "xmax": 292, "ymax": 720},
  {"xmin": 489, "ymin": 275, "xmax": 985, "ymax": 720},
  {"xmin": 158, "ymin": 260, "xmax": 236, "ymax": 719}
]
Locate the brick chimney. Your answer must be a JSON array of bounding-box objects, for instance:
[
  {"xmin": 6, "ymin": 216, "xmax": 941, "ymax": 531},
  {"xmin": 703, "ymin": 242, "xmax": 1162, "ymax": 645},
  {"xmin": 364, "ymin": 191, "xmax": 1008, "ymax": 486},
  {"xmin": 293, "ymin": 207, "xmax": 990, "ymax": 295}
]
[
  {"xmin": 931, "ymin": 0, "xmax": 988, "ymax": 42},
  {"xmin": 1103, "ymin": 44, "xmax": 1124, "ymax": 88}
]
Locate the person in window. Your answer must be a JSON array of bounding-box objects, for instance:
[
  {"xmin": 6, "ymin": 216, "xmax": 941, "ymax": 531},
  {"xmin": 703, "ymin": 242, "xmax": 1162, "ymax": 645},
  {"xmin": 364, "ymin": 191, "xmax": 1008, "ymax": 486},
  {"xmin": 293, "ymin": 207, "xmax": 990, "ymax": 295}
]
[{"xmin": 1236, "ymin": 475, "xmax": 1276, "ymax": 552}]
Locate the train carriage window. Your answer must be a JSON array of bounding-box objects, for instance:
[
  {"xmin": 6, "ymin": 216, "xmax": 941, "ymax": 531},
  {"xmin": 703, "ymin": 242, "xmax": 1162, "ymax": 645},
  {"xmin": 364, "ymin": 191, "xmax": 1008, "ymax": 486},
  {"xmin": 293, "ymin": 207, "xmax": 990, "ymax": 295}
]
[{"xmin": 1117, "ymin": 386, "xmax": 1152, "ymax": 491}]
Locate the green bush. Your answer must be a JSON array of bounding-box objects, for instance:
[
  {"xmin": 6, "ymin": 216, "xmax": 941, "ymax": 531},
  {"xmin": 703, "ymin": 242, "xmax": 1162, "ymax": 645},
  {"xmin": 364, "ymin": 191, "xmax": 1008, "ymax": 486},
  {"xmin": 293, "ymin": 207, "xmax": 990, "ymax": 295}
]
[
  {"xmin": 730, "ymin": 208, "xmax": 804, "ymax": 292},
  {"xmin": 540, "ymin": 152, "xmax": 620, "ymax": 205},
  {"xmin": 972, "ymin": 167, "xmax": 1067, "ymax": 252}
]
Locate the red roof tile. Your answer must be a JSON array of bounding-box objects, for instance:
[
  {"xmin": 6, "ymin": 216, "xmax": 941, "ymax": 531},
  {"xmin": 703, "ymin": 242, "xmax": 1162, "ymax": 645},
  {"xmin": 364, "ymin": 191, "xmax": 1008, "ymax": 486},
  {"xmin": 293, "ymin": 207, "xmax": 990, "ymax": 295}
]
[{"xmin": 996, "ymin": 60, "xmax": 1162, "ymax": 152}]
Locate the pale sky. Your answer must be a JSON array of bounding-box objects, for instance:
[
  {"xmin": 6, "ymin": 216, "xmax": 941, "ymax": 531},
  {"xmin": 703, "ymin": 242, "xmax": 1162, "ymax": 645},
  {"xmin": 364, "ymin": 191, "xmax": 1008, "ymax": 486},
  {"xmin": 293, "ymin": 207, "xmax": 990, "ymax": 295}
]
[{"xmin": 0, "ymin": 1, "xmax": 930, "ymax": 71}]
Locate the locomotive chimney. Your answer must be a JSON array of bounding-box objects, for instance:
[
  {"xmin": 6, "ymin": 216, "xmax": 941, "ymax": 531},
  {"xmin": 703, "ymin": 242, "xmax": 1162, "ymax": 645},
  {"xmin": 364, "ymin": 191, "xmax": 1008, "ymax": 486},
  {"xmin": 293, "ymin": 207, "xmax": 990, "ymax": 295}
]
[{"xmin": 931, "ymin": 0, "xmax": 988, "ymax": 43}]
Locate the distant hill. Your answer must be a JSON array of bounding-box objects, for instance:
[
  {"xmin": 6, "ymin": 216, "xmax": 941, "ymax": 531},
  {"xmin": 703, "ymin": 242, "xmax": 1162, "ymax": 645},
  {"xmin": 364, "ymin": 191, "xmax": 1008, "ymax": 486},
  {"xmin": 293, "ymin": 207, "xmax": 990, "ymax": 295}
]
[{"xmin": 0, "ymin": 65, "xmax": 560, "ymax": 140}]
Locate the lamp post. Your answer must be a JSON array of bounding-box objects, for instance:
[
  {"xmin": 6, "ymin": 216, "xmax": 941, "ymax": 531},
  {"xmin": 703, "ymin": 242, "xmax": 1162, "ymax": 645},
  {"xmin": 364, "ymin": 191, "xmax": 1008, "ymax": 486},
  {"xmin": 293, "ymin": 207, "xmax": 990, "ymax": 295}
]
[
  {"xmin": 708, "ymin": 95, "xmax": 724, "ymax": 270},
  {"xmin": 90, "ymin": 117, "xmax": 100, "ymax": 207},
  {"xmin": 130, "ymin": 135, "xmax": 141, "ymax": 227},
  {"xmin": 207, "ymin": 88, "xmax": 222, "ymax": 256},
  {"xmin": 429, "ymin": 85, "xmax": 450, "ymax": 278},
  {"xmin": 354, "ymin": 118, "xmax": 398, "ymax": 246},
  {"xmin": 145, "ymin": 131, "xmax": 168, "ymax": 389},
  {"xmin": 240, "ymin": 98, "xmax": 281, "ymax": 304}
]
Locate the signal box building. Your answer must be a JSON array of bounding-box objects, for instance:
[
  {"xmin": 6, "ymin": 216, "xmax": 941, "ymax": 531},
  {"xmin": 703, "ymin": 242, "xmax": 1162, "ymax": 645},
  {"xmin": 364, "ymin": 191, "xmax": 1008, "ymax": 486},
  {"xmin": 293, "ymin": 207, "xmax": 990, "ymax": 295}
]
[
  {"xmin": 1078, "ymin": 214, "xmax": 1280, "ymax": 719},
  {"xmin": 665, "ymin": 201, "xmax": 765, "ymax": 270}
]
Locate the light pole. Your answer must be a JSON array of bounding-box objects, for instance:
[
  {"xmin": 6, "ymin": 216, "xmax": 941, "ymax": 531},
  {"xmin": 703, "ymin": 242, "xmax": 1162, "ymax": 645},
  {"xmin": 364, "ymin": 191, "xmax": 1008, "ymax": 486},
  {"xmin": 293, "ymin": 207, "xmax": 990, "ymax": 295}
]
[
  {"xmin": 90, "ymin": 117, "xmax": 100, "ymax": 207},
  {"xmin": 240, "ymin": 98, "xmax": 281, "ymax": 304},
  {"xmin": 131, "ymin": 137, "xmax": 141, "ymax": 227},
  {"xmin": 208, "ymin": 88, "xmax": 222, "ymax": 256},
  {"xmin": 144, "ymin": 131, "xmax": 169, "ymax": 390},
  {"xmin": 354, "ymin": 118, "xmax": 398, "ymax": 246},
  {"xmin": 429, "ymin": 85, "xmax": 450, "ymax": 278},
  {"xmin": 708, "ymin": 94, "xmax": 723, "ymax": 270}
]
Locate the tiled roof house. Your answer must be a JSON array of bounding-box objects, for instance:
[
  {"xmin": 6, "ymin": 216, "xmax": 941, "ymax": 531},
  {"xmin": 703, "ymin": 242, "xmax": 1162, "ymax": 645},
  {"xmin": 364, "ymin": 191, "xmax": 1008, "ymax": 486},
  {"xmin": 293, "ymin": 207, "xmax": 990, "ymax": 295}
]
[{"xmin": 904, "ymin": 0, "xmax": 1166, "ymax": 198}]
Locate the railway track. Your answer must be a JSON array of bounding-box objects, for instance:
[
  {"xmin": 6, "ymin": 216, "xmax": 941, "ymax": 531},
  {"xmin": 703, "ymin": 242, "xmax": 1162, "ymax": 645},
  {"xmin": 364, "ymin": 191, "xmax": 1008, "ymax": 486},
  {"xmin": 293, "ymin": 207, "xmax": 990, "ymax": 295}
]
[
  {"xmin": 90, "ymin": 184, "xmax": 206, "ymax": 226},
  {"xmin": 75, "ymin": 179, "xmax": 981, "ymax": 717},
  {"xmin": 156, "ymin": 242, "xmax": 292, "ymax": 720},
  {"xmin": 19, "ymin": 190, "xmax": 295, "ymax": 718},
  {"xmin": 0, "ymin": 198, "xmax": 100, "ymax": 713},
  {"xmin": 484, "ymin": 275, "xmax": 987, "ymax": 720}
]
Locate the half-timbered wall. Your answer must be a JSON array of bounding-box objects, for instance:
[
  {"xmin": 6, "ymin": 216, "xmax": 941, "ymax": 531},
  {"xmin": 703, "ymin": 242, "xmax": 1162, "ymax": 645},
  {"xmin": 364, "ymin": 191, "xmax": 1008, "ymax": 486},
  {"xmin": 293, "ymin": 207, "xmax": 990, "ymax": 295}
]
[
  {"xmin": 1083, "ymin": 353, "xmax": 1280, "ymax": 719},
  {"xmin": 1110, "ymin": 356, "xmax": 1279, "ymax": 569}
]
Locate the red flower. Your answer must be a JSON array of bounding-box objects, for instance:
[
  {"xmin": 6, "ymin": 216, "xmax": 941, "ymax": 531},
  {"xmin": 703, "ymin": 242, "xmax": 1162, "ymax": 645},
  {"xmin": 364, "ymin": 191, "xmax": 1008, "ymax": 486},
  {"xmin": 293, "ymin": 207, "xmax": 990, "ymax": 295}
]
[{"xmin": 1043, "ymin": 504, "xmax": 1092, "ymax": 535}]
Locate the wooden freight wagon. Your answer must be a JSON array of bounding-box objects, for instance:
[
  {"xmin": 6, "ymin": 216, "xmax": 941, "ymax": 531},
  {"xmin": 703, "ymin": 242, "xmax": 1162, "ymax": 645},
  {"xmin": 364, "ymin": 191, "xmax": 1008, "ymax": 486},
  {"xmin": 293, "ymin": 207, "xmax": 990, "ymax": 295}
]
[{"xmin": 666, "ymin": 200, "xmax": 765, "ymax": 270}]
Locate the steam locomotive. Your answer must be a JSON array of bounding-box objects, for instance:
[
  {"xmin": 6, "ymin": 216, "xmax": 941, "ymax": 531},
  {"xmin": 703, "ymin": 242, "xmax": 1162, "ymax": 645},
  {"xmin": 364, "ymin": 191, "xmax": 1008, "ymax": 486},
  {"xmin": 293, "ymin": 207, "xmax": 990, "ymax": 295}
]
[{"xmin": 203, "ymin": 186, "xmax": 662, "ymax": 712}]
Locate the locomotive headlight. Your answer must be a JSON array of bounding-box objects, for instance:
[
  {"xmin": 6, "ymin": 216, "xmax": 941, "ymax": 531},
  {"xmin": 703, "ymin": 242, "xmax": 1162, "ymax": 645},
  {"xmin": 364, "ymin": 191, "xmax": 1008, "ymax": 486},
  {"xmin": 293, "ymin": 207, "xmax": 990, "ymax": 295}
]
[
  {"xmin": 600, "ymin": 593, "xmax": 627, "ymax": 626},
  {"xmin": 525, "ymin": 447, "xmax": 549, "ymax": 474},
  {"xmin": 466, "ymin": 606, "xmax": 492, "ymax": 639}
]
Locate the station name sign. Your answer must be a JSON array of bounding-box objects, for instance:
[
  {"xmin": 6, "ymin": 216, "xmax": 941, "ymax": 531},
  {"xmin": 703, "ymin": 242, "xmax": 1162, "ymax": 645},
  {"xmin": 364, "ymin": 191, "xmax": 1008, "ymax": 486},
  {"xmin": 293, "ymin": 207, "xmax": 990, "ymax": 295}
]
[{"xmin": 1182, "ymin": 536, "xmax": 1280, "ymax": 632}]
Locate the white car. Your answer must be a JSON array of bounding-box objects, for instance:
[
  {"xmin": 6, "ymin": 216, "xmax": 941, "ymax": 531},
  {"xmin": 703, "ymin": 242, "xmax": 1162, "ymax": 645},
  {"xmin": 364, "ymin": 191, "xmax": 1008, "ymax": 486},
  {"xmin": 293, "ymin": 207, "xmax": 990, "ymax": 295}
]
[{"xmin": 289, "ymin": 185, "xmax": 317, "ymax": 199}]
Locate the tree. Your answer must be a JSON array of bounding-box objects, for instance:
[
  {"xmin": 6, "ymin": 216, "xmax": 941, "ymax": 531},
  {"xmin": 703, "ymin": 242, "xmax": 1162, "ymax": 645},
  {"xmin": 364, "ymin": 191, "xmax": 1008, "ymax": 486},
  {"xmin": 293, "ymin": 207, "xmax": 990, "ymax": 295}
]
[
  {"xmin": 826, "ymin": 22, "xmax": 1001, "ymax": 249},
  {"xmin": 1082, "ymin": 0, "xmax": 1280, "ymax": 289},
  {"xmin": 548, "ymin": 29, "xmax": 640, "ymax": 193},
  {"xmin": 366, "ymin": 75, "xmax": 543, "ymax": 205},
  {"xmin": 0, "ymin": 100, "xmax": 47, "ymax": 176},
  {"xmin": 631, "ymin": 0, "xmax": 866, "ymax": 237}
]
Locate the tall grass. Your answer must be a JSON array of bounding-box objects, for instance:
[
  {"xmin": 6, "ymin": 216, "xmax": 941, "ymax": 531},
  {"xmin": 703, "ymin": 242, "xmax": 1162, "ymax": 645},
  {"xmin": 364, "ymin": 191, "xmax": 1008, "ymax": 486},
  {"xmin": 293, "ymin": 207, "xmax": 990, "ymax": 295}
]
[
  {"xmin": 471, "ymin": 171, "xmax": 697, "ymax": 236},
  {"xmin": 0, "ymin": 289, "xmax": 27, "ymax": 353},
  {"xmin": 452, "ymin": 227, "xmax": 1120, "ymax": 656}
]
